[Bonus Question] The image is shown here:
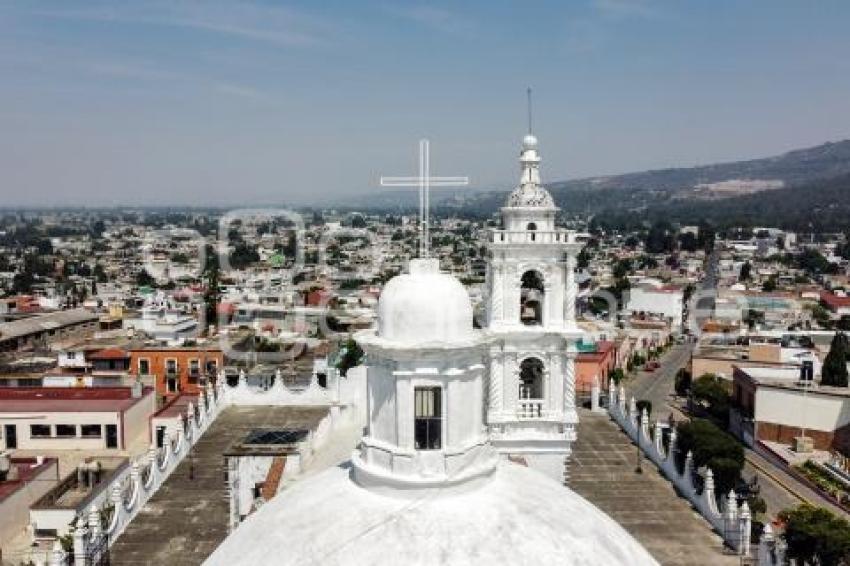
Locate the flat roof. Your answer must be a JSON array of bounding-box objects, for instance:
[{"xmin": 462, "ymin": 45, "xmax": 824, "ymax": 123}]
[
  {"xmin": 0, "ymin": 386, "xmax": 153, "ymax": 413},
  {"xmin": 0, "ymin": 458, "xmax": 57, "ymax": 502},
  {"xmin": 0, "ymin": 309, "xmax": 99, "ymax": 342},
  {"xmin": 153, "ymin": 392, "xmax": 198, "ymax": 419}
]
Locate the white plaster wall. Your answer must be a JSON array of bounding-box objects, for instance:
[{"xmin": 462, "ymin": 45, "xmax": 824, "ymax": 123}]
[
  {"xmin": 626, "ymin": 288, "xmax": 683, "ymax": 327},
  {"xmin": 122, "ymin": 390, "xmax": 156, "ymax": 450},
  {"xmin": 235, "ymin": 455, "xmax": 275, "ymax": 518},
  {"xmin": 0, "ymin": 461, "xmax": 58, "ymax": 545},
  {"xmin": 367, "ymin": 364, "xmax": 398, "ymax": 448},
  {"xmin": 755, "ymin": 387, "xmax": 850, "ymax": 432},
  {"xmin": 0, "ymin": 413, "xmax": 121, "ymax": 451}
]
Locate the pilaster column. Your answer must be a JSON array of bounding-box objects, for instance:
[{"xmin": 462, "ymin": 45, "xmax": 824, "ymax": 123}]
[
  {"xmin": 563, "ymin": 347, "xmax": 576, "ymax": 415},
  {"xmin": 491, "ymin": 264, "xmax": 503, "ymax": 324},
  {"xmin": 565, "ymin": 253, "xmax": 577, "ymax": 324},
  {"xmin": 488, "ymin": 348, "xmax": 503, "ymax": 420}
]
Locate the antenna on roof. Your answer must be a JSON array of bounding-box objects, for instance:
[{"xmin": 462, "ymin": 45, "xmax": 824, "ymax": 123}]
[{"xmin": 526, "ymin": 87, "xmax": 533, "ymax": 134}]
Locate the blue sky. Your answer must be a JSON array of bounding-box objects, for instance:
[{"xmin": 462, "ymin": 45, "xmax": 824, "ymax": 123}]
[{"xmin": 2, "ymin": 0, "xmax": 850, "ymax": 207}]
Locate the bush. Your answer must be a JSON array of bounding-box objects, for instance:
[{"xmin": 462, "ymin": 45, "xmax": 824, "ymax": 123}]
[
  {"xmin": 780, "ymin": 504, "xmax": 850, "ymax": 565},
  {"xmin": 691, "ymin": 373, "xmax": 731, "ymax": 426},
  {"xmin": 674, "ymin": 368, "xmax": 692, "ymax": 397},
  {"xmin": 676, "ymin": 419, "xmax": 745, "ymax": 495},
  {"xmin": 336, "ymin": 338, "xmax": 364, "ymax": 377},
  {"xmin": 609, "ymin": 368, "xmax": 625, "ymax": 385},
  {"xmin": 747, "ymin": 494, "xmax": 767, "ymax": 517},
  {"xmin": 636, "ymin": 400, "xmax": 653, "ymax": 419}
]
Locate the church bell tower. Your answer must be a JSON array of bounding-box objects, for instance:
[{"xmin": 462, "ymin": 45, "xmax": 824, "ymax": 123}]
[{"xmin": 485, "ymin": 131, "xmax": 585, "ymax": 483}]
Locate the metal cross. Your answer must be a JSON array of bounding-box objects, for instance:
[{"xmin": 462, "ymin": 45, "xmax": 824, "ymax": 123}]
[{"xmin": 380, "ymin": 139, "xmax": 469, "ymax": 258}]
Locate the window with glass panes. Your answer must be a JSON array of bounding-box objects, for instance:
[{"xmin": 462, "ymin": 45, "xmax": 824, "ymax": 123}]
[{"xmin": 414, "ymin": 387, "xmax": 442, "ymax": 450}]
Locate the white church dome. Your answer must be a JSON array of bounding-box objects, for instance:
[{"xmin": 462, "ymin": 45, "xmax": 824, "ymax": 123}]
[
  {"xmin": 376, "ymin": 258, "xmax": 474, "ymax": 345},
  {"xmin": 204, "ymin": 462, "xmax": 658, "ymax": 566}
]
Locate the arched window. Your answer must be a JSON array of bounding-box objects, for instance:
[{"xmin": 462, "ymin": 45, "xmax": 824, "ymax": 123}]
[
  {"xmin": 519, "ymin": 357, "xmax": 544, "ymax": 399},
  {"xmin": 520, "ymin": 270, "xmax": 544, "ymax": 326},
  {"xmin": 527, "ymin": 222, "xmax": 537, "ymax": 241}
]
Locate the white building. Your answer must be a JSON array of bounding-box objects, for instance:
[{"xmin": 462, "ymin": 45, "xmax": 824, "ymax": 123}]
[
  {"xmin": 484, "ymin": 133, "xmax": 585, "ymax": 482},
  {"xmin": 626, "ymin": 280, "xmax": 684, "ymax": 330}
]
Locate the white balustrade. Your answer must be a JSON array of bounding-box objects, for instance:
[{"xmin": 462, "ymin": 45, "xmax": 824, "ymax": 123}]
[
  {"xmin": 490, "ymin": 230, "xmax": 577, "ymax": 245},
  {"xmin": 57, "ymin": 366, "xmax": 349, "ymax": 564},
  {"xmin": 607, "ymin": 386, "xmax": 786, "ymax": 562},
  {"xmin": 55, "ymin": 384, "xmax": 227, "ymax": 565},
  {"xmin": 516, "ymin": 400, "xmax": 544, "ymax": 419}
]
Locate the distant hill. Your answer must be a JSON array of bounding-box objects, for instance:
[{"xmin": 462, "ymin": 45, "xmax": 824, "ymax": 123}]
[
  {"xmin": 336, "ymin": 139, "xmax": 850, "ymax": 226},
  {"xmin": 635, "ymin": 171, "xmax": 850, "ymax": 232}
]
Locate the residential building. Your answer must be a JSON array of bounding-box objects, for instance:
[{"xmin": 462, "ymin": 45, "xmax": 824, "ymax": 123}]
[
  {"xmin": 0, "ymin": 454, "xmax": 59, "ymax": 556},
  {"xmin": 0, "ymin": 386, "xmax": 155, "ymax": 452},
  {"xmin": 731, "ymin": 365, "xmax": 850, "ymax": 452},
  {"xmin": 129, "ymin": 346, "xmax": 223, "ymax": 397},
  {"xmin": 0, "ymin": 310, "xmax": 99, "ymax": 353}
]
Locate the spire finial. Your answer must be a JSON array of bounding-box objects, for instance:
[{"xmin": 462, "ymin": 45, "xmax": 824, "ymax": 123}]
[{"xmin": 526, "ymin": 87, "xmax": 533, "ymax": 135}]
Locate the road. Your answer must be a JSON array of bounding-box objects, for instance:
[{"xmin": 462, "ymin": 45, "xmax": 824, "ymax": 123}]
[
  {"xmin": 622, "ymin": 277, "xmax": 850, "ymax": 520},
  {"xmin": 628, "ymin": 343, "xmax": 692, "ymax": 422}
]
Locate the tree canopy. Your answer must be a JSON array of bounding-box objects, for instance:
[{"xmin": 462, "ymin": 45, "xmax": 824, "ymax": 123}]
[
  {"xmin": 691, "ymin": 373, "xmax": 731, "ymax": 425},
  {"xmin": 675, "ymin": 418, "xmax": 744, "ymax": 496},
  {"xmin": 822, "ymin": 332, "xmax": 849, "ymax": 387},
  {"xmin": 780, "ymin": 504, "xmax": 850, "ymax": 565}
]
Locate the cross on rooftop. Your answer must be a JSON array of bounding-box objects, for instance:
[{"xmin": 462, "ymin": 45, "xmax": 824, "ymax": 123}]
[{"xmin": 380, "ymin": 139, "xmax": 469, "ymax": 258}]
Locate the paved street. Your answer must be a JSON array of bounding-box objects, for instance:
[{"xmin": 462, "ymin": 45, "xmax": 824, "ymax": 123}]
[
  {"xmin": 627, "ymin": 344, "xmax": 693, "ymax": 422},
  {"xmin": 622, "ymin": 341, "xmax": 850, "ymax": 522}
]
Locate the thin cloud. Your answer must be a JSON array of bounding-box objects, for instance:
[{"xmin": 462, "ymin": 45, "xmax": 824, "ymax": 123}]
[
  {"xmin": 86, "ymin": 61, "xmax": 182, "ymax": 82},
  {"xmin": 214, "ymin": 83, "xmax": 271, "ymax": 102},
  {"xmin": 593, "ymin": 0, "xmax": 661, "ymax": 20},
  {"xmin": 29, "ymin": 1, "xmax": 331, "ymax": 48},
  {"xmin": 387, "ymin": 5, "xmax": 476, "ymax": 36}
]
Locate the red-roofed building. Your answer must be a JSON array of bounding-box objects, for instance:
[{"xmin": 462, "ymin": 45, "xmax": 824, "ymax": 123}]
[
  {"xmin": 0, "ymin": 387, "xmax": 155, "ymax": 452},
  {"xmin": 820, "ymin": 290, "xmax": 850, "ymax": 316}
]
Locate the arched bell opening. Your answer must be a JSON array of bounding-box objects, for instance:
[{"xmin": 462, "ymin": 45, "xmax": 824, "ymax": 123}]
[
  {"xmin": 520, "ymin": 270, "xmax": 544, "ymax": 326},
  {"xmin": 518, "ymin": 357, "xmax": 545, "ymax": 400}
]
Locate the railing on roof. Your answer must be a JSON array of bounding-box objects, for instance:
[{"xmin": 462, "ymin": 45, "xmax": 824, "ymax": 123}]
[{"xmin": 489, "ymin": 230, "xmax": 578, "ymax": 245}]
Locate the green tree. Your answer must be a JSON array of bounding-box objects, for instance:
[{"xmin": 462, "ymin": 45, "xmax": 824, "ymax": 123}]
[
  {"xmin": 609, "ymin": 368, "xmax": 625, "ymax": 385},
  {"xmin": 762, "ymin": 277, "xmax": 778, "ymax": 292},
  {"xmin": 780, "ymin": 504, "xmax": 850, "ymax": 565},
  {"xmin": 136, "ymin": 269, "xmax": 155, "ymax": 287},
  {"xmin": 645, "ymin": 221, "xmax": 676, "ymax": 254},
  {"xmin": 822, "ymin": 332, "xmax": 849, "ymax": 387},
  {"xmin": 678, "ymin": 232, "xmax": 698, "ymax": 252},
  {"xmin": 675, "ymin": 419, "xmax": 745, "ymax": 495},
  {"xmin": 230, "ymin": 243, "xmax": 260, "ymax": 269},
  {"xmin": 674, "ymin": 368, "xmax": 692, "ymax": 397},
  {"xmin": 691, "ymin": 373, "xmax": 731, "ymax": 425},
  {"xmin": 336, "ymin": 338, "xmax": 364, "ymax": 377},
  {"xmin": 203, "ymin": 245, "xmax": 221, "ymax": 335}
]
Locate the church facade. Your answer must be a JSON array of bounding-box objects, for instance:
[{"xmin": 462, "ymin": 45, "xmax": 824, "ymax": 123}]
[{"xmin": 484, "ymin": 133, "xmax": 585, "ymax": 482}]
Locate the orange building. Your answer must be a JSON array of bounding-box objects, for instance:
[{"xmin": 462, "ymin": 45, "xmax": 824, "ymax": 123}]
[
  {"xmin": 576, "ymin": 341, "xmax": 618, "ymax": 394},
  {"xmin": 128, "ymin": 347, "xmax": 223, "ymax": 398}
]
